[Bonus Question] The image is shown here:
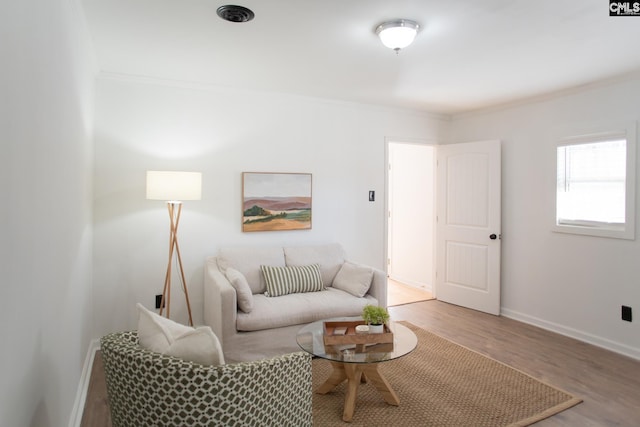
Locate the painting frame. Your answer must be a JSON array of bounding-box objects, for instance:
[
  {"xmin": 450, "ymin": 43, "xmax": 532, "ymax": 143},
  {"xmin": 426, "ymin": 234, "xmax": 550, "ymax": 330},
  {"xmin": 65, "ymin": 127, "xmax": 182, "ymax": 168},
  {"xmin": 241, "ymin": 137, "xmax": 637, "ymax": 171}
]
[{"xmin": 242, "ymin": 172, "xmax": 312, "ymax": 232}]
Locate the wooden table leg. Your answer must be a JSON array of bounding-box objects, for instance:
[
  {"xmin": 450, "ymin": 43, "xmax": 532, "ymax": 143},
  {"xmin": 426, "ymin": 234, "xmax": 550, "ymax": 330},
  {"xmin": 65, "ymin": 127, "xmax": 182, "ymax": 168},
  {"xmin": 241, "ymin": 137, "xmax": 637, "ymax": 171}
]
[
  {"xmin": 361, "ymin": 364, "xmax": 400, "ymax": 406},
  {"xmin": 317, "ymin": 361, "xmax": 400, "ymax": 423},
  {"xmin": 342, "ymin": 364, "xmax": 362, "ymax": 422},
  {"xmin": 316, "ymin": 361, "xmax": 347, "ymax": 394}
]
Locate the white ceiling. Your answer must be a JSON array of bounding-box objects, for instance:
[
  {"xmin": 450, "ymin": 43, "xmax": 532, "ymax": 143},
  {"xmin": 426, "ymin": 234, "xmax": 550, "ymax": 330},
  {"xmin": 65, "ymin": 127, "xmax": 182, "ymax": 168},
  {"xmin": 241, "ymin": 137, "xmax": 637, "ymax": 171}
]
[{"xmin": 80, "ymin": 0, "xmax": 640, "ymax": 115}]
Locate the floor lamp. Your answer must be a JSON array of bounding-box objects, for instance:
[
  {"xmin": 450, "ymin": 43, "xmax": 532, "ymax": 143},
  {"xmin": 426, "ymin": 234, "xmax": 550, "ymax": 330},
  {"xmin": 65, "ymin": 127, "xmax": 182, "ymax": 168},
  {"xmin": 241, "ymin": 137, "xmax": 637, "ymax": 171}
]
[{"xmin": 146, "ymin": 170, "xmax": 202, "ymax": 326}]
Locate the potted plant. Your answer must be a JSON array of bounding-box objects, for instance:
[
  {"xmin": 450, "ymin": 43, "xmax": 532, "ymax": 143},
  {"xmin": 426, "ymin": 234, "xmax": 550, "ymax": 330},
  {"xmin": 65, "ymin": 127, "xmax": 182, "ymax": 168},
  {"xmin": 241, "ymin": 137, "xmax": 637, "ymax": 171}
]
[{"xmin": 361, "ymin": 304, "xmax": 390, "ymax": 333}]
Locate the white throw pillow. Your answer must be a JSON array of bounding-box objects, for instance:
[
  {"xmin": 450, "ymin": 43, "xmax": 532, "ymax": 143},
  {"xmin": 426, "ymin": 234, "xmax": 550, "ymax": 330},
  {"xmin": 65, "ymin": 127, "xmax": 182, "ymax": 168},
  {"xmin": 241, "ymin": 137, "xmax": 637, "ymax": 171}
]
[
  {"xmin": 136, "ymin": 303, "xmax": 225, "ymax": 366},
  {"xmin": 226, "ymin": 267, "xmax": 254, "ymax": 313},
  {"xmin": 217, "ymin": 247, "xmax": 286, "ymax": 294},
  {"xmin": 332, "ymin": 262, "xmax": 373, "ymax": 297}
]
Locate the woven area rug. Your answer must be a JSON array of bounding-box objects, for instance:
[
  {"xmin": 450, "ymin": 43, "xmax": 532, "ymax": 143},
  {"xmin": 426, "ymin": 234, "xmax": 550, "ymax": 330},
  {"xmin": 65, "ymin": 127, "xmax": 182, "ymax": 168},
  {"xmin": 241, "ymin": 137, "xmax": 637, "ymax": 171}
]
[{"xmin": 312, "ymin": 321, "xmax": 581, "ymax": 426}]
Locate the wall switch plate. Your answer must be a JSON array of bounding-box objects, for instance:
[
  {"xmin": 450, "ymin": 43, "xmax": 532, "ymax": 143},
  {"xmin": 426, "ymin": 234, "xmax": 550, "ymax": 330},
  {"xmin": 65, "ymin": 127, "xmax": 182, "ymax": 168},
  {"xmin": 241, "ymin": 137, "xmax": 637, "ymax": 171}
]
[
  {"xmin": 155, "ymin": 294, "xmax": 165, "ymax": 309},
  {"xmin": 622, "ymin": 305, "xmax": 632, "ymax": 322}
]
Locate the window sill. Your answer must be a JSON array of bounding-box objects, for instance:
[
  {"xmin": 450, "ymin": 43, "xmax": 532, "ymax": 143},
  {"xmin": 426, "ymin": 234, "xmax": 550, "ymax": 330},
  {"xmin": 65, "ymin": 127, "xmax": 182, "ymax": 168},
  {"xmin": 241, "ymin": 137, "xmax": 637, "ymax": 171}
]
[{"xmin": 552, "ymin": 223, "xmax": 635, "ymax": 240}]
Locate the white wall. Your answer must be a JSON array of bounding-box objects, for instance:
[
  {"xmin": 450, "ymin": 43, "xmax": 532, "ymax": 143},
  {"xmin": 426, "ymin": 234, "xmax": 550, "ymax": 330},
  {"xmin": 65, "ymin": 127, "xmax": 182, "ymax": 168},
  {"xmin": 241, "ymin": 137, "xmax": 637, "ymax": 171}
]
[
  {"xmin": 3, "ymin": 5, "xmax": 639, "ymax": 425},
  {"xmin": 92, "ymin": 75, "xmax": 448, "ymax": 336},
  {"xmin": 449, "ymin": 76, "xmax": 640, "ymax": 358},
  {"xmin": 388, "ymin": 142, "xmax": 435, "ymax": 290},
  {"xmin": 0, "ymin": 1, "xmax": 94, "ymax": 426}
]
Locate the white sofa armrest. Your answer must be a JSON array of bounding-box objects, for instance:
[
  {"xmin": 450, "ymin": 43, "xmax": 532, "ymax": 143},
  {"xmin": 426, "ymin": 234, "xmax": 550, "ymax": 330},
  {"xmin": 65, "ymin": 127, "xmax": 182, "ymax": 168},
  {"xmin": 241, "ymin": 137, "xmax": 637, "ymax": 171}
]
[
  {"xmin": 368, "ymin": 267, "xmax": 388, "ymax": 308},
  {"xmin": 203, "ymin": 257, "xmax": 237, "ymax": 348}
]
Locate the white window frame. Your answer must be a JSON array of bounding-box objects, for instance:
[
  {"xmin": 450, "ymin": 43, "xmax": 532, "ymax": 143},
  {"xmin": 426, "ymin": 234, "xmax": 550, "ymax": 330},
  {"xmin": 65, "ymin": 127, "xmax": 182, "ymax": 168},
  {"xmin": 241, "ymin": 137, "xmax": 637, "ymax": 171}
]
[{"xmin": 553, "ymin": 121, "xmax": 636, "ymax": 240}]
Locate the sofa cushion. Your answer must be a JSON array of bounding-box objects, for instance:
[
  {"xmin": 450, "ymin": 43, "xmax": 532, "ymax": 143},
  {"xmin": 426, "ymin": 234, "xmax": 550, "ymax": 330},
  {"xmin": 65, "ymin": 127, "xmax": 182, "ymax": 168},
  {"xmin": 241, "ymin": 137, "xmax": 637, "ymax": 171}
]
[
  {"xmin": 283, "ymin": 243, "xmax": 346, "ymax": 286},
  {"xmin": 261, "ymin": 264, "xmax": 324, "ymax": 297},
  {"xmin": 225, "ymin": 268, "xmax": 253, "ymax": 313},
  {"xmin": 217, "ymin": 247, "xmax": 285, "ymax": 294},
  {"xmin": 136, "ymin": 303, "xmax": 225, "ymax": 366},
  {"xmin": 332, "ymin": 261, "xmax": 374, "ymax": 297},
  {"xmin": 236, "ymin": 288, "xmax": 377, "ymax": 331}
]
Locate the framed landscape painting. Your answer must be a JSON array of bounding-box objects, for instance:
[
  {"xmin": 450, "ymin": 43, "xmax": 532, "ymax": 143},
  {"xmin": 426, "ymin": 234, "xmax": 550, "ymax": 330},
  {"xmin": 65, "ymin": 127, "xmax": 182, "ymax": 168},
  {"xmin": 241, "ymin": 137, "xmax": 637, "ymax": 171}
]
[{"xmin": 242, "ymin": 172, "xmax": 312, "ymax": 232}]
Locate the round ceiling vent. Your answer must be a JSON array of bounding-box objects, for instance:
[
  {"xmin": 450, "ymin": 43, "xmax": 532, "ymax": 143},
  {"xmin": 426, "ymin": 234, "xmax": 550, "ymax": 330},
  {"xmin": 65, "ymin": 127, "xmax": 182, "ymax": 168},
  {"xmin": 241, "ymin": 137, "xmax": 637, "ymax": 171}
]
[{"xmin": 217, "ymin": 5, "xmax": 255, "ymax": 23}]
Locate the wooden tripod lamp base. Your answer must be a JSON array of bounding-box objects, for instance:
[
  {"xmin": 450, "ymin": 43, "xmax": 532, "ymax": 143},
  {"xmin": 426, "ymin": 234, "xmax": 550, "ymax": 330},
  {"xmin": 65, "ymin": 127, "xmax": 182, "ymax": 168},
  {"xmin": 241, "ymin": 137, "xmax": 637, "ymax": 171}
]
[
  {"xmin": 158, "ymin": 202, "xmax": 193, "ymax": 326},
  {"xmin": 146, "ymin": 171, "xmax": 202, "ymax": 327}
]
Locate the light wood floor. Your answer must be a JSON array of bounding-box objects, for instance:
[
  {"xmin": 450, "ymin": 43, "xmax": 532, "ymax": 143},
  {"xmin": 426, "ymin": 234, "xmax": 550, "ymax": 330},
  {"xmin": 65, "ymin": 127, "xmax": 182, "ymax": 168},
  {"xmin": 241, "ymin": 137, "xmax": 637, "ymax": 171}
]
[
  {"xmin": 80, "ymin": 351, "xmax": 111, "ymax": 427},
  {"xmin": 387, "ymin": 279, "xmax": 433, "ymax": 306},
  {"xmin": 390, "ymin": 301, "xmax": 640, "ymax": 426},
  {"xmin": 81, "ymin": 300, "xmax": 640, "ymax": 427}
]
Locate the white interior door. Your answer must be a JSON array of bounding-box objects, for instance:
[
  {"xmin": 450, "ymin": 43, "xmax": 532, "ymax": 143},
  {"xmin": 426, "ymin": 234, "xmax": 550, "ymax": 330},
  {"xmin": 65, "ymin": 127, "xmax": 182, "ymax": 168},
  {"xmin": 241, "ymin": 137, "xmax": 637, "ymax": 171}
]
[{"xmin": 436, "ymin": 140, "xmax": 501, "ymax": 315}]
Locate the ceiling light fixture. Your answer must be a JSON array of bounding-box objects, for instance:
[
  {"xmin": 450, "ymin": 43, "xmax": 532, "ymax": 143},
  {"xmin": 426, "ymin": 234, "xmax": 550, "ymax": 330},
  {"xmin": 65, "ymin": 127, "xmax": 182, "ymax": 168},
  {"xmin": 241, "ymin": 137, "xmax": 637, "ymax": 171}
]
[{"xmin": 376, "ymin": 19, "xmax": 420, "ymax": 53}]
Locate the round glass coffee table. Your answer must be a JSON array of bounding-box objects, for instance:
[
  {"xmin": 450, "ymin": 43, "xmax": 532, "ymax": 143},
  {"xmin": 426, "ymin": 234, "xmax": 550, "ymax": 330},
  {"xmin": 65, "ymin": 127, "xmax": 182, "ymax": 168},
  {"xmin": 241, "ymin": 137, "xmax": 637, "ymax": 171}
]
[{"xmin": 296, "ymin": 317, "xmax": 418, "ymax": 422}]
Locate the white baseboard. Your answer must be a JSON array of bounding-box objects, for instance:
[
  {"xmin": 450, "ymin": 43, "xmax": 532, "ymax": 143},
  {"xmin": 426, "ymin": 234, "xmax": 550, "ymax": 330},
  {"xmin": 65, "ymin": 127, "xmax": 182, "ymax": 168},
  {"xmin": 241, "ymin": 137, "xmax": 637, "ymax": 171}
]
[
  {"xmin": 501, "ymin": 308, "xmax": 640, "ymax": 361},
  {"xmin": 388, "ymin": 276, "xmax": 432, "ymax": 293},
  {"xmin": 68, "ymin": 338, "xmax": 100, "ymax": 427}
]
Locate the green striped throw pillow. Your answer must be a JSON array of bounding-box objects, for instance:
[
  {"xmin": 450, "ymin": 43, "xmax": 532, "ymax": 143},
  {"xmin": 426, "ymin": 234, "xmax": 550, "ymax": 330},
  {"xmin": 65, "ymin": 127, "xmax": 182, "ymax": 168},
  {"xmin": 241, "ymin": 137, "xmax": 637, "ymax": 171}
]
[{"xmin": 261, "ymin": 264, "xmax": 324, "ymax": 297}]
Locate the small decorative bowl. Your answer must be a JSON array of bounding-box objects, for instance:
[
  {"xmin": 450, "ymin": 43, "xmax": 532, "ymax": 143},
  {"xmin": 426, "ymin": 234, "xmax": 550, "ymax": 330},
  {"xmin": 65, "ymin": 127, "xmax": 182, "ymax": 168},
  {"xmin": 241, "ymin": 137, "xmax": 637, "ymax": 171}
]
[{"xmin": 355, "ymin": 324, "xmax": 369, "ymax": 334}]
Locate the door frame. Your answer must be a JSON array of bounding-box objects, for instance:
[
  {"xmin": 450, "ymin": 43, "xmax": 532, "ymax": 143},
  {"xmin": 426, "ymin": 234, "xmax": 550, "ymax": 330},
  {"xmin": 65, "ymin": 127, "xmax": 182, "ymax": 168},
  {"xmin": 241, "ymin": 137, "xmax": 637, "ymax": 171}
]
[{"xmin": 384, "ymin": 137, "xmax": 437, "ymax": 295}]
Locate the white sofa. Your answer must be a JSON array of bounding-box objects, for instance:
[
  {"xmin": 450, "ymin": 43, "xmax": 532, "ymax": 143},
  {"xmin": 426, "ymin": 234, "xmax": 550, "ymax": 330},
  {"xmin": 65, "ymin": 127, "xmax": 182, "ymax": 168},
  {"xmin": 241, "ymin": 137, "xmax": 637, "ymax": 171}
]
[{"xmin": 204, "ymin": 243, "xmax": 387, "ymax": 363}]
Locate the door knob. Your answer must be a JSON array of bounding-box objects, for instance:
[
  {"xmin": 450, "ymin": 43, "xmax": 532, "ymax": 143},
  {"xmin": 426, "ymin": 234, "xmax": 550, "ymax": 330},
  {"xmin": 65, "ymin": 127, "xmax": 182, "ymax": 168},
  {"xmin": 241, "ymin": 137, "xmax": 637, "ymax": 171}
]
[{"xmin": 489, "ymin": 234, "xmax": 498, "ymax": 240}]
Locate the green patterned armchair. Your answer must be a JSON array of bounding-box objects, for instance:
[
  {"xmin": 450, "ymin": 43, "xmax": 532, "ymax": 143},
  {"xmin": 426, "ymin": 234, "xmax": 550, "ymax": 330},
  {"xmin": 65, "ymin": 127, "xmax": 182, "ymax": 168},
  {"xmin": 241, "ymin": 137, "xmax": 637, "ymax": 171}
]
[{"xmin": 101, "ymin": 331, "xmax": 313, "ymax": 427}]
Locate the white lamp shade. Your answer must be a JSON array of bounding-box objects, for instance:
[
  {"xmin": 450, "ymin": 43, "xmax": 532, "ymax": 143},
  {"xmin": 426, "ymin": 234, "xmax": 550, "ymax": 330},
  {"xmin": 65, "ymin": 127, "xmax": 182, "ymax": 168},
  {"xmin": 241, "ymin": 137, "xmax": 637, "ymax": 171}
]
[
  {"xmin": 376, "ymin": 20, "xmax": 420, "ymax": 50},
  {"xmin": 146, "ymin": 171, "xmax": 202, "ymax": 201}
]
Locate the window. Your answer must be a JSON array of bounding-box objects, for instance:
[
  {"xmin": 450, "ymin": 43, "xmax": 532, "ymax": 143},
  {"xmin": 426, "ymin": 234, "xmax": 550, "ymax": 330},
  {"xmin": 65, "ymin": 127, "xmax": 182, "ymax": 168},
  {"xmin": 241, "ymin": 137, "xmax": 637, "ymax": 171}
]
[
  {"xmin": 554, "ymin": 124, "xmax": 636, "ymax": 240},
  {"xmin": 557, "ymin": 139, "xmax": 626, "ymax": 226}
]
